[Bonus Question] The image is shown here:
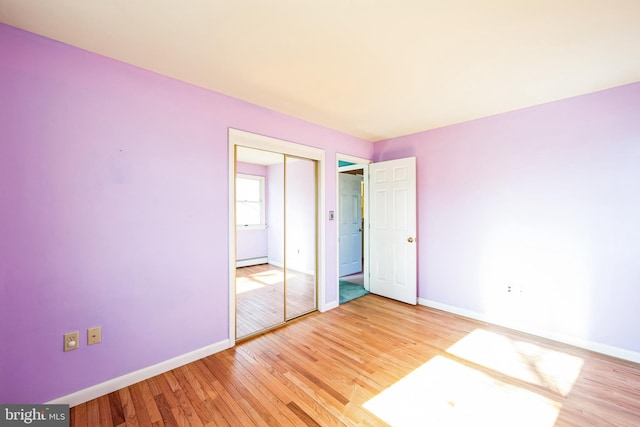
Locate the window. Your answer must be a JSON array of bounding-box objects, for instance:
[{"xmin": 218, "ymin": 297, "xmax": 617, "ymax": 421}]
[{"xmin": 236, "ymin": 174, "xmax": 265, "ymax": 228}]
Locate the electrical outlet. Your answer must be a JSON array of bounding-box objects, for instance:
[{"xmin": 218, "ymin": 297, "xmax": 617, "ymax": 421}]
[
  {"xmin": 64, "ymin": 331, "xmax": 79, "ymax": 352},
  {"xmin": 507, "ymin": 284, "xmax": 524, "ymax": 294},
  {"xmin": 87, "ymin": 326, "xmax": 102, "ymax": 345}
]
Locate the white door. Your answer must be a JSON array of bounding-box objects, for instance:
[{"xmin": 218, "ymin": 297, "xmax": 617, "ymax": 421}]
[
  {"xmin": 339, "ymin": 173, "xmax": 363, "ymax": 276},
  {"xmin": 369, "ymin": 157, "xmax": 417, "ymax": 305}
]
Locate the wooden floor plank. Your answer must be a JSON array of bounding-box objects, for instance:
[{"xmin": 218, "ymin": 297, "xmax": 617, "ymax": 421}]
[
  {"xmin": 97, "ymin": 395, "xmax": 113, "ymax": 427},
  {"xmin": 71, "ymin": 295, "xmax": 640, "ymax": 426},
  {"xmin": 118, "ymin": 387, "xmax": 139, "ymax": 427},
  {"xmin": 86, "ymin": 398, "xmax": 100, "ymax": 427},
  {"xmin": 107, "ymin": 391, "xmax": 125, "ymax": 426},
  {"xmin": 216, "ymin": 349, "xmax": 299, "ymax": 427},
  {"xmin": 286, "ymin": 401, "xmax": 321, "ymax": 427},
  {"xmin": 197, "ymin": 358, "xmax": 258, "ymax": 426},
  {"xmin": 136, "ymin": 381, "xmax": 163, "ymax": 425},
  {"xmin": 172, "ymin": 364, "xmax": 218, "ymax": 427},
  {"xmin": 152, "ymin": 393, "xmax": 177, "ymax": 427},
  {"xmin": 72, "ymin": 402, "xmax": 87, "ymax": 427},
  {"xmin": 241, "ymin": 337, "xmax": 345, "ymax": 427},
  {"xmin": 186, "ymin": 362, "xmax": 235, "ymax": 426},
  {"xmin": 128, "ymin": 383, "xmax": 153, "ymax": 427}
]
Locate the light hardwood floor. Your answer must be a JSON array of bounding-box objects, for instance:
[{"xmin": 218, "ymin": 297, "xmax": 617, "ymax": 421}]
[{"xmin": 70, "ymin": 294, "xmax": 640, "ymax": 426}]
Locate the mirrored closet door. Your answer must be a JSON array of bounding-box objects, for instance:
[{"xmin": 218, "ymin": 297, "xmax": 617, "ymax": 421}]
[
  {"xmin": 235, "ymin": 147, "xmax": 317, "ymax": 340},
  {"xmin": 285, "ymin": 156, "xmax": 317, "ymax": 320}
]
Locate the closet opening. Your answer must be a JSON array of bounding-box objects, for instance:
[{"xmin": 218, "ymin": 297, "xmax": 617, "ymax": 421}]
[{"xmin": 228, "ymin": 129, "xmax": 325, "ymax": 343}]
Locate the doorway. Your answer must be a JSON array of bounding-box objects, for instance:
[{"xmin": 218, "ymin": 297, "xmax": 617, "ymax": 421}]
[
  {"xmin": 229, "ymin": 129, "xmax": 325, "ymax": 343},
  {"xmin": 337, "ymin": 156, "xmax": 370, "ymax": 304},
  {"xmin": 337, "ymin": 155, "xmax": 418, "ymax": 306}
]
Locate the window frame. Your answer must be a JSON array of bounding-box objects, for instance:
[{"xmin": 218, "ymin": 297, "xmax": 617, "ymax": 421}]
[{"xmin": 235, "ymin": 173, "xmax": 266, "ymax": 229}]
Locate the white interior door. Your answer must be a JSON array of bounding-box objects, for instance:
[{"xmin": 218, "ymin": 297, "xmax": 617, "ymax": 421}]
[
  {"xmin": 339, "ymin": 173, "xmax": 363, "ymax": 276},
  {"xmin": 369, "ymin": 157, "xmax": 417, "ymax": 305}
]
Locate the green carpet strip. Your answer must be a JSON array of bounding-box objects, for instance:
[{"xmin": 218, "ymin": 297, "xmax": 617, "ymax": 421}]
[{"xmin": 339, "ymin": 280, "xmax": 369, "ymax": 304}]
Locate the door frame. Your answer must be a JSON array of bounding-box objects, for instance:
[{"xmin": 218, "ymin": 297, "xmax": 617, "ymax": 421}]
[
  {"xmin": 336, "ymin": 154, "xmax": 371, "ymax": 299},
  {"xmin": 228, "ymin": 128, "xmax": 325, "ymax": 346}
]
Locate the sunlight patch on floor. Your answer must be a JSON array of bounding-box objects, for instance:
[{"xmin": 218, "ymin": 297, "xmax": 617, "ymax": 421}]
[
  {"xmin": 447, "ymin": 329, "xmax": 583, "ymax": 396},
  {"xmin": 250, "ymin": 269, "xmax": 285, "ymax": 285},
  {"xmin": 250, "ymin": 269, "xmax": 298, "ymax": 285},
  {"xmin": 363, "ymin": 355, "xmax": 561, "ymax": 427},
  {"xmin": 236, "ymin": 277, "xmax": 266, "ymax": 294},
  {"xmin": 237, "ymin": 268, "xmax": 301, "ymax": 294}
]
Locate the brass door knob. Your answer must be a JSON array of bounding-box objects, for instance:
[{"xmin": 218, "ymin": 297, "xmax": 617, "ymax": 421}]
[{"xmin": 407, "ymin": 237, "xmax": 414, "ymax": 243}]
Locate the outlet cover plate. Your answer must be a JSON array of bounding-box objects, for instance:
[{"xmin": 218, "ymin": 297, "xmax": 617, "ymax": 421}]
[
  {"xmin": 87, "ymin": 326, "xmax": 102, "ymax": 345},
  {"xmin": 64, "ymin": 331, "xmax": 79, "ymax": 352}
]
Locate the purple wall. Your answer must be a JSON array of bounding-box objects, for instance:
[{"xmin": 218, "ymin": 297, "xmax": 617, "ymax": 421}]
[
  {"xmin": 236, "ymin": 229, "xmax": 268, "ymax": 261},
  {"xmin": 260, "ymin": 158, "xmax": 317, "ymax": 272},
  {"xmin": 285, "ymin": 158, "xmax": 317, "ymax": 274},
  {"xmin": 267, "ymin": 163, "xmax": 285, "ymax": 266},
  {"xmin": 375, "ymin": 82, "xmax": 640, "ymax": 353},
  {"xmin": 0, "ymin": 23, "xmax": 372, "ymax": 404}
]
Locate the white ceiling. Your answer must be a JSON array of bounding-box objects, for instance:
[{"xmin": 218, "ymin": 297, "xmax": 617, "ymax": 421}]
[{"xmin": 1, "ymin": 1, "xmax": 639, "ymax": 141}]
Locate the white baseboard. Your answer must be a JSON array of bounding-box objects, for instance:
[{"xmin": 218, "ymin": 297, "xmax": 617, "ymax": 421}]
[
  {"xmin": 236, "ymin": 257, "xmax": 268, "ymax": 268},
  {"xmin": 268, "ymin": 259, "xmax": 284, "ymax": 269},
  {"xmin": 418, "ymin": 298, "xmax": 640, "ymax": 364},
  {"xmin": 320, "ymin": 300, "xmax": 339, "ymax": 312},
  {"xmin": 46, "ymin": 339, "xmax": 231, "ymax": 407}
]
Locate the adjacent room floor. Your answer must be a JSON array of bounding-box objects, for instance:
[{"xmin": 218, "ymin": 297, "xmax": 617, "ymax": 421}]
[{"xmin": 339, "ymin": 272, "xmax": 368, "ymax": 304}]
